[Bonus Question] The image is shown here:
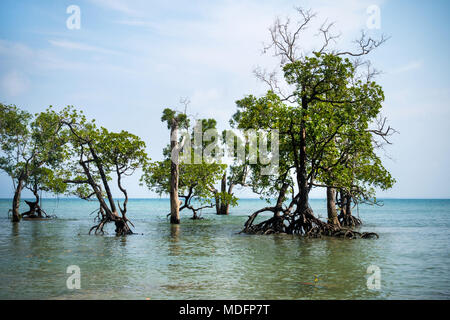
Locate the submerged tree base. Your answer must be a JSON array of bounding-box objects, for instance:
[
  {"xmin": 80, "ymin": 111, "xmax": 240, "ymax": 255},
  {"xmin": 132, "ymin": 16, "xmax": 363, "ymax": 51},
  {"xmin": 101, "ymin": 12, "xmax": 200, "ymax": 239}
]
[
  {"xmin": 20, "ymin": 200, "xmax": 57, "ymax": 220},
  {"xmin": 190, "ymin": 215, "xmax": 204, "ymax": 220},
  {"xmin": 241, "ymin": 208, "xmax": 377, "ymax": 239},
  {"xmin": 89, "ymin": 217, "xmax": 134, "ymax": 236},
  {"xmin": 22, "ymin": 216, "xmax": 54, "ymax": 221},
  {"xmin": 339, "ymin": 213, "xmax": 363, "ymax": 227},
  {"xmin": 89, "ymin": 208, "xmax": 134, "ymax": 236}
]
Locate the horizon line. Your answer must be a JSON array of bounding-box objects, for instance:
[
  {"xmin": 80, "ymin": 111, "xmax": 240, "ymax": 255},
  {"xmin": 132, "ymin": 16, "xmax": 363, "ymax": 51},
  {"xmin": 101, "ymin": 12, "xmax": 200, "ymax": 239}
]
[{"xmin": 1, "ymin": 197, "xmax": 449, "ymax": 200}]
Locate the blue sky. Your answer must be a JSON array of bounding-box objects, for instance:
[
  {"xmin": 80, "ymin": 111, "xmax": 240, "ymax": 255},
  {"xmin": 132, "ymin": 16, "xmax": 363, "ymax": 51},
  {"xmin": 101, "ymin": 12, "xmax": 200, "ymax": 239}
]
[{"xmin": 0, "ymin": 0, "xmax": 449, "ymax": 199}]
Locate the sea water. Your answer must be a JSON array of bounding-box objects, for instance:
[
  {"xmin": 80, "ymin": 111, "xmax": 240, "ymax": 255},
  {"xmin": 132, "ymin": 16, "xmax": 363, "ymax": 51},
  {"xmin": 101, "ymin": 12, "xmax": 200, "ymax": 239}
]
[{"xmin": 0, "ymin": 198, "xmax": 448, "ymax": 299}]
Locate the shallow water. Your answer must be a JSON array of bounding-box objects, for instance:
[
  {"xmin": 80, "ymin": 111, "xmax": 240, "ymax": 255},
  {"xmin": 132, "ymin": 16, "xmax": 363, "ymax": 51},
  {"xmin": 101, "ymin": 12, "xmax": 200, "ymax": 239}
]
[{"xmin": 0, "ymin": 198, "xmax": 449, "ymax": 299}]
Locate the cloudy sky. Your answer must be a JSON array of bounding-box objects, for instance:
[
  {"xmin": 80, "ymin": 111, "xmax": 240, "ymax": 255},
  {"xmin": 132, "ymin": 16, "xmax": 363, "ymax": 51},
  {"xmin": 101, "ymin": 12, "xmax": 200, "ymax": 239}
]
[{"xmin": 0, "ymin": 0, "xmax": 449, "ymax": 199}]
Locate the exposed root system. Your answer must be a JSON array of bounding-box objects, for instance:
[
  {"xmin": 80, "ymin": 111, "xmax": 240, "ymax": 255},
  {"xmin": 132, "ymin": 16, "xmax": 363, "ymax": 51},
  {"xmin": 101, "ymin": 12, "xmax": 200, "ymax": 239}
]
[
  {"xmin": 21, "ymin": 200, "xmax": 57, "ymax": 220},
  {"xmin": 89, "ymin": 207, "xmax": 134, "ymax": 236},
  {"xmin": 241, "ymin": 207, "xmax": 377, "ymax": 239},
  {"xmin": 339, "ymin": 213, "xmax": 362, "ymax": 227},
  {"xmin": 190, "ymin": 215, "xmax": 204, "ymax": 220}
]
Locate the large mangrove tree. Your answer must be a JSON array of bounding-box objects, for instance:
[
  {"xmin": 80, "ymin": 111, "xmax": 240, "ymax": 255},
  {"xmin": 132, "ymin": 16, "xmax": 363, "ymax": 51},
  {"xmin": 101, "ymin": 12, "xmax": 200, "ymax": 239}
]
[{"xmin": 235, "ymin": 8, "xmax": 395, "ymax": 238}]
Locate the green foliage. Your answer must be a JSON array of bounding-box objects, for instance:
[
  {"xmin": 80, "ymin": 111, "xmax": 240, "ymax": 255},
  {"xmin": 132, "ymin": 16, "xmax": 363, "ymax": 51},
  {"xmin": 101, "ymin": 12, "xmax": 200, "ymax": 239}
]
[
  {"xmin": 0, "ymin": 103, "xmax": 69, "ymax": 196},
  {"xmin": 96, "ymin": 128, "xmax": 149, "ymax": 174},
  {"xmin": 0, "ymin": 103, "xmax": 32, "ymax": 180},
  {"xmin": 215, "ymin": 190, "xmax": 239, "ymax": 207},
  {"xmin": 232, "ymin": 51, "xmax": 395, "ymax": 203},
  {"xmin": 142, "ymin": 159, "xmax": 226, "ymax": 204},
  {"xmin": 161, "ymin": 108, "xmax": 189, "ymax": 129},
  {"xmin": 60, "ymin": 106, "xmax": 149, "ymax": 201},
  {"xmin": 232, "ymin": 92, "xmax": 295, "ymax": 199},
  {"xmin": 221, "ymin": 129, "xmax": 252, "ymax": 192},
  {"xmin": 27, "ymin": 167, "xmax": 67, "ymax": 195},
  {"xmin": 142, "ymin": 108, "xmax": 227, "ymax": 211}
]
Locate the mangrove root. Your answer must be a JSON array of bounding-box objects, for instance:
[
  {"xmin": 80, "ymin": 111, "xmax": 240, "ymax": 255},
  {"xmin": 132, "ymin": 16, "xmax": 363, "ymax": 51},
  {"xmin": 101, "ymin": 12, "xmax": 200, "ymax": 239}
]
[
  {"xmin": 190, "ymin": 215, "xmax": 204, "ymax": 220},
  {"xmin": 89, "ymin": 208, "xmax": 133, "ymax": 236},
  {"xmin": 21, "ymin": 200, "xmax": 56, "ymax": 219},
  {"xmin": 242, "ymin": 207, "xmax": 377, "ymax": 239},
  {"xmin": 339, "ymin": 214, "xmax": 362, "ymax": 227}
]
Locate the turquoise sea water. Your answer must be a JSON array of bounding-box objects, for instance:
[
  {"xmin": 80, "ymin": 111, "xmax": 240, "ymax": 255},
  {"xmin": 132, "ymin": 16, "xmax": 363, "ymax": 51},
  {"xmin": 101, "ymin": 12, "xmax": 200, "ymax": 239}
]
[{"xmin": 0, "ymin": 198, "xmax": 449, "ymax": 300}]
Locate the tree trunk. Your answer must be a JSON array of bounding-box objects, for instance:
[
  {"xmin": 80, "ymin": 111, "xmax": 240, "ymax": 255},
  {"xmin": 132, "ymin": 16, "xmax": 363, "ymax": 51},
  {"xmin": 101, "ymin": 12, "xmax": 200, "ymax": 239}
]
[
  {"xmin": 170, "ymin": 119, "xmax": 181, "ymax": 224},
  {"xmin": 219, "ymin": 173, "xmax": 227, "ymax": 214},
  {"xmin": 338, "ymin": 192, "xmax": 361, "ymax": 227},
  {"xmin": 327, "ymin": 187, "xmax": 340, "ymax": 226},
  {"xmin": 216, "ymin": 173, "xmax": 231, "ymax": 215},
  {"xmin": 32, "ymin": 189, "xmax": 42, "ymax": 217},
  {"xmin": 11, "ymin": 179, "xmax": 23, "ymax": 222},
  {"xmin": 275, "ymin": 183, "xmax": 289, "ymax": 215},
  {"xmin": 297, "ymin": 97, "xmax": 310, "ymax": 214},
  {"xmin": 339, "ymin": 191, "xmax": 347, "ymax": 216},
  {"xmin": 224, "ymin": 183, "xmax": 234, "ymax": 215},
  {"xmin": 80, "ymin": 158, "xmax": 111, "ymax": 217},
  {"xmin": 90, "ymin": 143, "xmax": 117, "ymax": 216},
  {"xmin": 21, "ymin": 185, "xmax": 45, "ymax": 219},
  {"xmin": 79, "ymin": 157, "xmax": 134, "ymax": 235},
  {"xmin": 214, "ymin": 191, "xmax": 220, "ymax": 214},
  {"xmin": 345, "ymin": 194, "xmax": 352, "ymax": 217}
]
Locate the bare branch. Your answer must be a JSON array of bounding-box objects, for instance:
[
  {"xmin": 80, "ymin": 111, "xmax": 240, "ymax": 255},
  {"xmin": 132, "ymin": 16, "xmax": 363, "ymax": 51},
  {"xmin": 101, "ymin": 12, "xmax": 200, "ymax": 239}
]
[
  {"xmin": 368, "ymin": 116, "xmax": 398, "ymax": 146},
  {"xmin": 263, "ymin": 7, "xmax": 317, "ymax": 65},
  {"xmin": 317, "ymin": 20, "xmax": 341, "ymax": 54},
  {"xmin": 336, "ymin": 30, "xmax": 389, "ymax": 57}
]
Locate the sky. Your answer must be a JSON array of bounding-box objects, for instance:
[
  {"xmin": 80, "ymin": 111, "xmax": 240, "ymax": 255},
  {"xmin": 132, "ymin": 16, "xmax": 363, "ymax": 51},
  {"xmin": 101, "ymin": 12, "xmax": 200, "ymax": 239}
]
[{"xmin": 0, "ymin": 0, "xmax": 449, "ymax": 199}]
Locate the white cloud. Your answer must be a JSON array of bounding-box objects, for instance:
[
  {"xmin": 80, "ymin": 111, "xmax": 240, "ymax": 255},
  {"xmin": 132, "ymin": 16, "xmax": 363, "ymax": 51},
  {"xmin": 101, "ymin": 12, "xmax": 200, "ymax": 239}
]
[
  {"xmin": 89, "ymin": 0, "xmax": 141, "ymax": 16},
  {"xmin": 1, "ymin": 70, "xmax": 29, "ymax": 97},
  {"xmin": 0, "ymin": 40, "xmax": 34, "ymax": 59},
  {"xmin": 115, "ymin": 19, "xmax": 154, "ymax": 27},
  {"xmin": 48, "ymin": 39, "xmax": 121, "ymax": 55},
  {"xmin": 390, "ymin": 60, "xmax": 423, "ymax": 74},
  {"xmin": 190, "ymin": 88, "xmax": 229, "ymax": 121},
  {"xmin": 0, "ymin": 39, "xmax": 87, "ymax": 71},
  {"xmin": 191, "ymin": 88, "xmax": 221, "ymax": 106}
]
